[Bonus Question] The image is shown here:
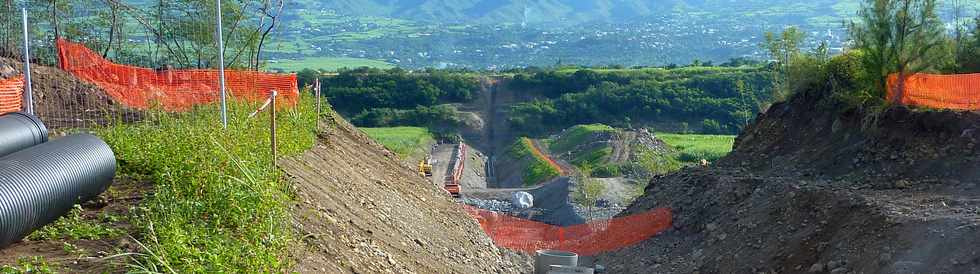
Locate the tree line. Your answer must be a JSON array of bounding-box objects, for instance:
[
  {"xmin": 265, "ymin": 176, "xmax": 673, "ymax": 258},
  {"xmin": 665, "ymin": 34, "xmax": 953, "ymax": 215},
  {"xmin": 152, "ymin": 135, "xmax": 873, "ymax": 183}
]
[
  {"xmin": 507, "ymin": 67, "xmax": 771, "ymax": 135},
  {"xmin": 313, "ymin": 67, "xmax": 481, "ymax": 133},
  {"xmin": 764, "ymin": 0, "xmax": 980, "ymax": 108},
  {"xmin": 0, "ymin": 0, "xmax": 284, "ymax": 70}
]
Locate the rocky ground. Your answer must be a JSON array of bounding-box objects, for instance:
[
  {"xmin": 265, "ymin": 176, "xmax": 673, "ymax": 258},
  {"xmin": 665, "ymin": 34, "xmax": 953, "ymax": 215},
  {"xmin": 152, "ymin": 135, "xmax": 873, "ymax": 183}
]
[
  {"xmin": 280, "ymin": 111, "xmax": 531, "ymax": 273},
  {"xmin": 596, "ymin": 89, "xmax": 980, "ymax": 273}
]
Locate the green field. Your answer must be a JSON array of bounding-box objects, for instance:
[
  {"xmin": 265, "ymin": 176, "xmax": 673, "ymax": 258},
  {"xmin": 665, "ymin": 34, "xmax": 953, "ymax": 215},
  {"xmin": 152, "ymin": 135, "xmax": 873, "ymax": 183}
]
[
  {"xmin": 270, "ymin": 57, "xmax": 396, "ymax": 72},
  {"xmin": 657, "ymin": 133, "xmax": 736, "ymax": 163},
  {"xmin": 360, "ymin": 127, "xmax": 435, "ymax": 159}
]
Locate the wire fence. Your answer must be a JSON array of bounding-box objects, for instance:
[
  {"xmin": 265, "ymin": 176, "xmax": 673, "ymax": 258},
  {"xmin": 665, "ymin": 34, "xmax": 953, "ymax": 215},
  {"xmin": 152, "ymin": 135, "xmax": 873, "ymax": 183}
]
[{"xmin": 0, "ymin": 0, "xmax": 293, "ymax": 129}]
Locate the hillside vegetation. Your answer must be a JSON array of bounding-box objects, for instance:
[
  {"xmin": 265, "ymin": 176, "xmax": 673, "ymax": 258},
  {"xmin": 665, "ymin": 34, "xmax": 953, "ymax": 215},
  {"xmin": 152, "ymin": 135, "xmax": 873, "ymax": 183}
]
[
  {"xmin": 94, "ymin": 98, "xmax": 317, "ymax": 272},
  {"xmin": 657, "ymin": 133, "xmax": 736, "ymax": 163},
  {"xmin": 509, "ymin": 137, "xmax": 561, "ymax": 186},
  {"xmin": 315, "ymin": 68, "xmax": 480, "ymax": 135},
  {"xmin": 508, "ymin": 66, "xmax": 771, "ymax": 135},
  {"xmin": 361, "ymin": 127, "xmax": 436, "ymax": 159}
]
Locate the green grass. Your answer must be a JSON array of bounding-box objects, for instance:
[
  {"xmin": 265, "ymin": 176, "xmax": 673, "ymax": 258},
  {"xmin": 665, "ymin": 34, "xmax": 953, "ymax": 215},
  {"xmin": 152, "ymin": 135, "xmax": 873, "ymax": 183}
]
[
  {"xmin": 360, "ymin": 127, "xmax": 435, "ymax": 159},
  {"xmin": 657, "ymin": 133, "xmax": 736, "ymax": 163},
  {"xmin": 510, "ymin": 137, "xmax": 560, "ymax": 186},
  {"xmin": 27, "ymin": 205, "xmax": 123, "ymax": 241},
  {"xmin": 1, "ymin": 257, "xmax": 56, "ymax": 274},
  {"xmin": 549, "ymin": 124, "xmax": 616, "ymax": 154},
  {"xmin": 93, "ymin": 95, "xmax": 318, "ymax": 272},
  {"xmin": 270, "ymin": 57, "xmax": 395, "ymax": 72}
]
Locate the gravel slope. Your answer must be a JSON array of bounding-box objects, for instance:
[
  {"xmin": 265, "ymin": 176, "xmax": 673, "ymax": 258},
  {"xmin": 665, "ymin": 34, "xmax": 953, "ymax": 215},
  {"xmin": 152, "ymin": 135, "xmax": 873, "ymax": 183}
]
[{"xmin": 281, "ymin": 111, "xmax": 530, "ymax": 273}]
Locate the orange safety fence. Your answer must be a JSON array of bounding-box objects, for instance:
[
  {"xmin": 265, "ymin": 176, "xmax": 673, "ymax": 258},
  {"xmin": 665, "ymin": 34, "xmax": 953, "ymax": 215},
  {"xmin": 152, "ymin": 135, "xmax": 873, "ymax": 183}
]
[
  {"xmin": 56, "ymin": 39, "xmax": 299, "ymax": 111},
  {"xmin": 887, "ymin": 73, "xmax": 980, "ymax": 110},
  {"xmin": 523, "ymin": 137, "xmax": 564, "ymax": 175},
  {"xmin": 464, "ymin": 206, "xmax": 672, "ymax": 256},
  {"xmin": 0, "ymin": 76, "xmax": 23, "ymax": 115}
]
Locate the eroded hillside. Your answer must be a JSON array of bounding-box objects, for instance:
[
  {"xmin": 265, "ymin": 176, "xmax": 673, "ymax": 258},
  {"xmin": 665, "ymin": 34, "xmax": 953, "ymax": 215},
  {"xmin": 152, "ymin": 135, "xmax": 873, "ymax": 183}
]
[
  {"xmin": 598, "ymin": 88, "xmax": 980, "ymax": 273},
  {"xmin": 281, "ymin": 110, "xmax": 530, "ymax": 273}
]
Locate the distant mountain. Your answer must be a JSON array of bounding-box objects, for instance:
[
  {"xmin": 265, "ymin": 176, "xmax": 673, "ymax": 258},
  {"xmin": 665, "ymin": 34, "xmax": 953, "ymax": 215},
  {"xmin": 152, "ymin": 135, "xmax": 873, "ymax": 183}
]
[{"xmin": 304, "ymin": 0, "xmax": 862, "ymax": 25}]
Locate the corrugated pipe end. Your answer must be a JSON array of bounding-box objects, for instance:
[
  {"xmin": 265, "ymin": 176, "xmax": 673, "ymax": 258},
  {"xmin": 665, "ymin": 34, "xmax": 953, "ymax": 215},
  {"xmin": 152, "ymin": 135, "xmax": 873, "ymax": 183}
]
[
  {"xmin": 0, "ymin": 112, "xmax": 48, "ymax": 158},
  {"xmin": 0, "ymin": 133, "xmax": 116, "ymax": 248}
]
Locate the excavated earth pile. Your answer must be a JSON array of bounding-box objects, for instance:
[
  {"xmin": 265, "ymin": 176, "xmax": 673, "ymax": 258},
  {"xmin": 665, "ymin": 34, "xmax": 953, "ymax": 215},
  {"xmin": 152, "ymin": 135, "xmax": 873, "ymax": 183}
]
[
  {"xmin": 0, "ymin": 57, "xmax": 138, "ymax": 128},
  {"xmin": 598, "ymin": 89, "xmax": 980, "ymax": 274},
  {"xmin": 280, "ymin": 112, "xmax": 530, "ymax": 273}
]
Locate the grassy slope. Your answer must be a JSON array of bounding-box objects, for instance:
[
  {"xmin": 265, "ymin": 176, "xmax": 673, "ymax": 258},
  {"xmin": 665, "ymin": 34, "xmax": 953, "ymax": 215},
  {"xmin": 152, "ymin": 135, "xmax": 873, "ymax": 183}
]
[
  {"xmin": 510, "ymin": 137, "xmax": 561, "ymax": 186},
  {"xmin": 657, "ymin": 133, "xmax": 735, "ymax": 163},
  {"xmin": 270, "ymin": 57, "xmax": 395, "ymax": 72},
  {"xmin": 360, "ymin": 127, "xmax": 435, "ymax": 160},
  {"xmin": 93, "ymin": 96, "xmax": 317, "ymax": 272},
  {"xmin": 547, "ymin": 124, "xmax": 617, "ymax": 174}
]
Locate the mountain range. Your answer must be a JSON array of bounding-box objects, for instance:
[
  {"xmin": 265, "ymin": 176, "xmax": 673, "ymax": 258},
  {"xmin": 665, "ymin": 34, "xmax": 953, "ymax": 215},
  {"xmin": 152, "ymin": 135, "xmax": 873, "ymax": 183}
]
[{"xmin": 306, "ymin": 0, "xmax": 862, "ymax": 26}]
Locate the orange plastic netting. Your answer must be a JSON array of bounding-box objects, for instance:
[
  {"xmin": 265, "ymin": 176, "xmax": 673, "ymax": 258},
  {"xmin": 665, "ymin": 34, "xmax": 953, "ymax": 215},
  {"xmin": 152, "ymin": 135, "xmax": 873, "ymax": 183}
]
[
  {"xmin": 887, "ymin": 73, "xmax": 980, "ymax": 110},
  {"xmin": 464, "ymin": 206, "xmax": 672, "ymax": 256},
  {"xmin": 523, "ymin": 137, "xmax": 564, "ymax": 175},
  {"xmin": 0, "ymin": 76, "xmax": 23, "ymax": 115},
  {"xmin": 56, "ymin": 39, "xmax": 299, "ymax": 111}
]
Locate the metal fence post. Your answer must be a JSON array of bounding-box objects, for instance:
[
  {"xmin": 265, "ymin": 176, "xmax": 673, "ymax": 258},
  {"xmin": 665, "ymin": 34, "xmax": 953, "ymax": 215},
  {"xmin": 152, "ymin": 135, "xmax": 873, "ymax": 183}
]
[
  {"xmin": 270, "ymin": 90, "xmax": 277, "ymax": 167},
  {"xmin": 21, "ymin": 8, "xmax": 32, "ymax": 115},
  {"xmin": 315, "ymin": 77, "xmax": 321, "ymax": 117},
  {"xmin": 216, "ymin": 0, "xmax": 227, "ymax": 128}
]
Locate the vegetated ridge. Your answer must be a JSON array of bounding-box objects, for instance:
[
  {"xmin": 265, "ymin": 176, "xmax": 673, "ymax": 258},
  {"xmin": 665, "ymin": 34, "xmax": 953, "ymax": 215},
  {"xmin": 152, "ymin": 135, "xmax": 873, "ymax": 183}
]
[{"xmin": 597, "ymin": 85, "xmax": 980, "ymax": 273}]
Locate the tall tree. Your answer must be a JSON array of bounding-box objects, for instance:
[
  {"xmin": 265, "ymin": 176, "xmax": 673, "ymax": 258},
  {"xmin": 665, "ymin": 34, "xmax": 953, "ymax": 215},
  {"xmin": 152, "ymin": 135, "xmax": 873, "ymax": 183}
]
[
  {"xmin": 762, "ymin": 26, "xmax": 805, "ymax": 100},
  {"xmin": 851, "ymin": 0, "xmax": 948, "ymax": 103}
]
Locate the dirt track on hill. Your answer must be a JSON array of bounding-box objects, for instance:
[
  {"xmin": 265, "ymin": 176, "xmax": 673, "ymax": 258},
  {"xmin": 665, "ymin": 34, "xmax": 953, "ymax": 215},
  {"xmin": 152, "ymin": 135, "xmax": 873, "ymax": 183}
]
[{"xmin": 281, "ymin": 112, "xmax": 529, "ymax": 273}]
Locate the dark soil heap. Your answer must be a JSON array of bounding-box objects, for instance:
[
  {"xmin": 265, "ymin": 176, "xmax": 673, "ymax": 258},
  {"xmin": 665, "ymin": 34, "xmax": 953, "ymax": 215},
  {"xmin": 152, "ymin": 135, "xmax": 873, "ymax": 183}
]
[
  {"xmin": 280, "ymin": 111, "xmax": 530, "ymax": 273},
  {"xmin": 0, "ymin": 57, "xmax": 137, "ymax": 129},
  {"xmin": 597, "ymin": 89, "xmax": 980, "ymax": 273}
]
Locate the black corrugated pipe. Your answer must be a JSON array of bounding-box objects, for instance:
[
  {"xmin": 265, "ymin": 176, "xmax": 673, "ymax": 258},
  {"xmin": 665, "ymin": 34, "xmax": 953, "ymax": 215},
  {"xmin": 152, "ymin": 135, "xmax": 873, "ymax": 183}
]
[
  {"xmin": 0, "ymin": 134, "xmax": 116, "ymax": 248},
  {"xmin": 0, "ymin": 112, "xmax": 48, "ymax": 158}
]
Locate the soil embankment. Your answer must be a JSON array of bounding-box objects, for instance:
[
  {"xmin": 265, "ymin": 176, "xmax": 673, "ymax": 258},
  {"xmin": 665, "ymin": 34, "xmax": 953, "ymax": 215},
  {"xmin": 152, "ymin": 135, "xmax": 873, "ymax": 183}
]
[
  {"xmin": 0, "ymin": 58, "xmax": 138, "ymax": 129},
  {"xmin": 599, "ymin": 89, "xmax": 980, "ymax": 273},
  {"xmin": 281, "ymin": 111, "xmax": 529, "ymax": 273}
]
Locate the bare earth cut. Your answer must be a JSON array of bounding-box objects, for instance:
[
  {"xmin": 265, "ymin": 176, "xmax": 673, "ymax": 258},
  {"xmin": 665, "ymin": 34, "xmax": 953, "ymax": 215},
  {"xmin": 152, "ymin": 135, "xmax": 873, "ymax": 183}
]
[{"xmin": 280, "ymin": 111, "xmax": 530, "ymax": 273}]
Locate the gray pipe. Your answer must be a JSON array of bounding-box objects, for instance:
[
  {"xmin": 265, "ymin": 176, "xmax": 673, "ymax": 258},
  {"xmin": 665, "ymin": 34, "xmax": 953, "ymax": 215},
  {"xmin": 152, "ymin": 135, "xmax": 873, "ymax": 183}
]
[
  {"xmin": 0, "ymin": 112, "xmax": 48, "ymax": 158},
  {"xmin": 0, "ymin": 134, "xmax": 116, "ymax": 248}
]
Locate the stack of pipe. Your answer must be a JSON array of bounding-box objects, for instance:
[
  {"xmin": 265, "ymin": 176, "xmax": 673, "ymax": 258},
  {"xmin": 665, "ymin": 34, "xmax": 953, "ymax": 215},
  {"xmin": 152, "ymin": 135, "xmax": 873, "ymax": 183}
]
[{"xmin": 0, "ymin": 113, "xmax": 116, "ymax": 248}]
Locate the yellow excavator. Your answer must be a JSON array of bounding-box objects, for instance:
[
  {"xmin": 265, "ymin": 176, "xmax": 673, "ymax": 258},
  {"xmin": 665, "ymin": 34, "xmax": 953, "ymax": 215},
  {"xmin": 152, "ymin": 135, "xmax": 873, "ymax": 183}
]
[{"xmin": 418, "ymin": 157, "xmax": 433, "ymax": 177}]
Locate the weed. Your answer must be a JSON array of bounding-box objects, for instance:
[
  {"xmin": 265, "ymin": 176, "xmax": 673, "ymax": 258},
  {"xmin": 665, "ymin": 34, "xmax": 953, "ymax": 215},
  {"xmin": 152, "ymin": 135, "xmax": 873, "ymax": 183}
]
[
  {"xmin": 0, "ymin": 257, "xmax": 56, "ymax": 274},
  {"xmin": 27, "ymin": 205, "xmax": 123, "ymax": 241},
  {"xmin": 93, "ymin": 95, "xmax": 318, "ymax": 272}
]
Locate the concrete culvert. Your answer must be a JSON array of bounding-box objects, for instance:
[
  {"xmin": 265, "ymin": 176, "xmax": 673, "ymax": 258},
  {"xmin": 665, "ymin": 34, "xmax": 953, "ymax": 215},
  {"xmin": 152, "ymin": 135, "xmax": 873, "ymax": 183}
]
[
  {"xmin": 0, "ymin": 112, "xmax": 48, "ymax": 158},
  {"xmin": 535, "ymin": 250, "xmax": 579, "ymax": 274},
  {"xmin": 0, "ymin": 134, "xmax": 116, "ymax": 248}
]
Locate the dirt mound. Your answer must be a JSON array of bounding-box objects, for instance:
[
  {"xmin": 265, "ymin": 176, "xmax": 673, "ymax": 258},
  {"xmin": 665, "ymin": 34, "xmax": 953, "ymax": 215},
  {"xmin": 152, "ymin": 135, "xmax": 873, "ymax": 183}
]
[
  {"xmin": 597, "ymin": 89, "xmax": 980, "ymax": 273},
  {"xmin": 0, "ymin": 57, "xmax": 138, "ymax": 129},
  {"xmin": 279, "ymin": 111, "xmax": 530, "ymax": 273}
]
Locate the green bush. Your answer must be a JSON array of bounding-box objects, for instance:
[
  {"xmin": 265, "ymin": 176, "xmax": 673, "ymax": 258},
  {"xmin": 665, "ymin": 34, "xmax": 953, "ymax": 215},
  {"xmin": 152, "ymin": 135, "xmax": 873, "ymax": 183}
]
[{"xmin": 591, "ymin": 164, "xmax": 622, "ymax": 178}]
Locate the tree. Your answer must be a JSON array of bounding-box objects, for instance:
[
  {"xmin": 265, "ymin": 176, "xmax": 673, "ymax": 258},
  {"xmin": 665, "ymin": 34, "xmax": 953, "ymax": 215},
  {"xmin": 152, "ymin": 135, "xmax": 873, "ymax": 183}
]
[
  {"xmin": 958, "ymin": 16, "xmax": 980, "ymax": 72},
  {"xmin": 763, "ymin": 27, "xmax": 806, "ymax": 100},
  {"xmin": 851, "ymin": 0, "xmax": 948, "ymax": 103},
  {"xmin": 572, "ymin": 170, "xmax": 606, "ymax": 221}
]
